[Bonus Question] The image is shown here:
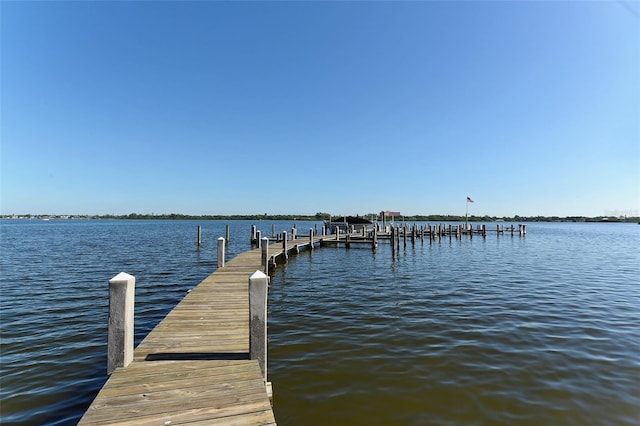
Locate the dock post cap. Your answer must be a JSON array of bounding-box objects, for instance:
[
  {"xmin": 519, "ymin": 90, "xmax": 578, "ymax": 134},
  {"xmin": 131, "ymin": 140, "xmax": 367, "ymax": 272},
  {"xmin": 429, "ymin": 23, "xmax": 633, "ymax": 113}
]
[
  {"xmin": 217, "ymin": 237, "xmax": 225, "ymax": 241},
  {"xmin": 250, "ymin": 270, "xmax": 268, "ymax": 280},
  {"xmin": 109, "ymin": 272, "xmax": 134, "ymax": 283}
]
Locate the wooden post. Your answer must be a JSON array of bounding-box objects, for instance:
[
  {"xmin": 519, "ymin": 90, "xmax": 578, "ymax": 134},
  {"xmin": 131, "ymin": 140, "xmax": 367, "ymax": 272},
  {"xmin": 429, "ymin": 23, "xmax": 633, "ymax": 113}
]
[
  {"xmin": 322, "ymin": 225, "xmax": 326, "ymax": 236},
  {"xmin": 309, "ymin": 228, "xmax": 314, "ymax": 249},
  {"xmin": 282, "ymin": 231, "xmax": 288, "ymax": 261},
  {"xmin": 249, "ymin": 270, "xmax": 268, "ymax": 382},
  {"xmin": 272, "ymin": 223, "xmax": 275, "ymax": 238},
  {"xmin": 108, "ymin": 272, "xmax": 135, "ymax": 375},
  {"xmin": 261, "ymin": 237, "xmax": 269, "ymax": 273},
  {"xmin": 256, "ymin": 230, "xmax": 262, "ymax": 248},
  {"xmin": 197, "ymin": 225, "xmax": 202, "ymax": 247},
  {"xmin": 403, "ymin": 226, "xmax": 407, "ymax": 248},
  {"xmin": 217, "ymin": 237, "xmax": 225, "ymax": 267},
  {"xmin": 225, "ymin": 224, "xmax": 230, "ymax": 244},
  {"xmin": 390, "ymin": 226, "xmax": 395, "ymax": 255},
  {"xmin": 522, "ymin": 224, "xmax": 527, "ymax": 235},
  {"xmin": 372, "ymin": 227, "xmax": 378, "ymax": 251},
  {"xmin": 251, "ymin": 225, "xmax": 257, "ymax": 244},
  {"xmin": 346, "ymin": 233, "xmax": 351, "ymax": 248}
]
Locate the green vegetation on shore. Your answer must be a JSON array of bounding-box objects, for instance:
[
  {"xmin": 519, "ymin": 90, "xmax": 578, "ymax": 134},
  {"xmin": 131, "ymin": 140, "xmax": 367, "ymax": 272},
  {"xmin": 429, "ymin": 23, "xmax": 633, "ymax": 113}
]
[{"xmin": 2, "ymin": 212, "xmax": 639, "ymax": 223}]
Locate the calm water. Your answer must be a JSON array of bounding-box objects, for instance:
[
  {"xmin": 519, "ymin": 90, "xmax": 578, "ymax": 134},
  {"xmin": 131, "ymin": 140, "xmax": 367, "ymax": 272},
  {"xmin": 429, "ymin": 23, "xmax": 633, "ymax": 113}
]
[{"xmin": 1, "ymin": 220, "xmax": 639, "ymax": 425}]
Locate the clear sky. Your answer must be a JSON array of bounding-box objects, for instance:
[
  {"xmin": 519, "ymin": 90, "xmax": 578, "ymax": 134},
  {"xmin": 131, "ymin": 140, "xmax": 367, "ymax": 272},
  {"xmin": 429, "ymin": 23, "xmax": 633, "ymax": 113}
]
[{"xmin": 1, "ymin": 1, "xmax": 638, "ymax": 217}]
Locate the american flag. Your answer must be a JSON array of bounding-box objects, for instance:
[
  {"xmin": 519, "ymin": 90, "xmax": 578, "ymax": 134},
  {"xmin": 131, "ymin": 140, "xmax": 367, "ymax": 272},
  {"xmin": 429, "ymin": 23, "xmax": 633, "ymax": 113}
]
[{"xmin": 467, "ymin": 197, "xmax": 474, "ymax": 203}]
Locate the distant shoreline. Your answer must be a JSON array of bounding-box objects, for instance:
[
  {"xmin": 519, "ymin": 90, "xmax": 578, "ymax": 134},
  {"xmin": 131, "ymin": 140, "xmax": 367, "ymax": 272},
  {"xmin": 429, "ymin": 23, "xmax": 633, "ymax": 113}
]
[{"xmin": 2, "ymin": 213, "xmax": 638, "ymax": 223}]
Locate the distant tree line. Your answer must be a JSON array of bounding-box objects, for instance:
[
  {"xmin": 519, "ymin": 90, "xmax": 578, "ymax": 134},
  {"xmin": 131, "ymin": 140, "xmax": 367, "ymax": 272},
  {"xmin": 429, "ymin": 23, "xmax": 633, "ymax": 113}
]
[
  {"xmin": 90, "ymin": 212, "xmax": 334, "ymax": 221},
  {"xmin": 2, "ymin": 212, "xmax": 638, "ymax": 223}
]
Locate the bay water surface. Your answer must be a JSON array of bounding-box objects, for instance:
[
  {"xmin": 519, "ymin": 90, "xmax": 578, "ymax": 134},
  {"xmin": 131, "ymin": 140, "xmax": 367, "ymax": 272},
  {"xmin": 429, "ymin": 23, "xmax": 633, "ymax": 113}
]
[{"xmin": 1, "ymin": 220, "xmax": 638, "ymax": 425}]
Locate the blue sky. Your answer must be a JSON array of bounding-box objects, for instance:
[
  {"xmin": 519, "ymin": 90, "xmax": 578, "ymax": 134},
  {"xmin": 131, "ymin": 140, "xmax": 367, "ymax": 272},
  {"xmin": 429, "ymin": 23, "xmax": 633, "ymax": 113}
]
[{"xmin": 2, "ymin": 1, "xmax": 638, "ymax": 217}]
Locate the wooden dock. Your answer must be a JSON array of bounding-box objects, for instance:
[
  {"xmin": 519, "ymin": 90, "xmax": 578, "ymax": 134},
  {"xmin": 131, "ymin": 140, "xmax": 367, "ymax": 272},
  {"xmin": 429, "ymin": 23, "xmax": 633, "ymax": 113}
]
[
  {"xmin": 80, "ymin": 223, "xmax": 525, "ymax": 425},
  {"xmin": 80, "ymin": 234, "xmax": 321, "ymax": 425}
]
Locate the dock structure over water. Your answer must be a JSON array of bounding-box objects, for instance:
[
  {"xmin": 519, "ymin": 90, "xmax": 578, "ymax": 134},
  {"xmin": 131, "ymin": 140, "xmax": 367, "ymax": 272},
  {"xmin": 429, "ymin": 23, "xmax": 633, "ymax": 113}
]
[
  {"xmin": 81, "ymin": 222, "xmax": 526, "ymax": 424},
  {"xmin": 81, "ymin": 234, "xmax": 321, "ymax": 426}
]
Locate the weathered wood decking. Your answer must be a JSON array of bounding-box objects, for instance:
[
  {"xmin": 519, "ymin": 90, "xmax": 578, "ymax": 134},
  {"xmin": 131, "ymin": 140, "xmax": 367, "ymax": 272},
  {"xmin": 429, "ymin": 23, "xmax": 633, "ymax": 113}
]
[{"xmin": 80, "ymin": 236, "xmax": 322, "ymax": 425}]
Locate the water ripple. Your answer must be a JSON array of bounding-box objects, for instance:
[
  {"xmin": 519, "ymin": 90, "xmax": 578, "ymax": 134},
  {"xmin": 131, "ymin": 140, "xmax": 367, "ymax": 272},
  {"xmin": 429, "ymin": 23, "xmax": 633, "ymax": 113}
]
[
  {"xmin": 1, "ymin": 219, "xmax": 276, "ymax": 425},
  {"xmin": 269, "ymin": 223, "xmax": 640, "ymax": 425}
]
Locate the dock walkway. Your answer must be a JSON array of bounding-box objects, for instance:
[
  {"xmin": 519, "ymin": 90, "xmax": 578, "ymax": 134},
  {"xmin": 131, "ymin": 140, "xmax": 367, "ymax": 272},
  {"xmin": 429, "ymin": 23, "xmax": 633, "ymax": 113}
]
[{"xmin": 79, "ymin": 236, "xmax": 321, "ymax": 425}]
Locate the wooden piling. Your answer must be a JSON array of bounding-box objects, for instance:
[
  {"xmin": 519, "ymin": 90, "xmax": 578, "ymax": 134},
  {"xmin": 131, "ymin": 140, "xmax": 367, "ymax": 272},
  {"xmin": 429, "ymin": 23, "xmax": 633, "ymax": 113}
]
[
  {"xmin": 225, "ymin": 224, "xmax": 230, "ymax": 244},
  {"xmin": 261, "ymin": 237, "xmax": 269, "ymax": 273},
  {"xmin": 282, "ymin": 231, "xmax": 288, "ymax": 261},
  {"xmin": 309, "ymin": 228, "xmax": 314, "ymax": 249},
  {"xmin": 391, "ymin": 226, "xmax": 396, "ymax": 255},
  {"xmin": 197, "ymin": 225, "xmax": 202, "ymax": 247},
  {"xmin": 217, "ymin": 237, "xmax": 225, "ymax": 267},
  {"xmin": 256, "ymin": 230, "xmax": 262, "ymax": 248},
  {"xmin": 403, "ymin": 226, "xmax": 407, "ymax": 248},
  {"xmin": 107, "ymin": 272, "xmax": 135, "ymax": 375},
  {"xmin": 372, "ymin": 227, "xmax": 378, "ymax": 251},
  {"xmin": 249, "ymin": 270, "xmax": 268, "ymax": 382}
]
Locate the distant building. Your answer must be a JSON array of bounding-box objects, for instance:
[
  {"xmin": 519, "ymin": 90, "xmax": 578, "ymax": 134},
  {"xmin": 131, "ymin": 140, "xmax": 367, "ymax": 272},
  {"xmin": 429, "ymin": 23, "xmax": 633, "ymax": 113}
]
[{"xmin": 381, "ymin": 210, "xmax": 401, "ymax": 225}]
